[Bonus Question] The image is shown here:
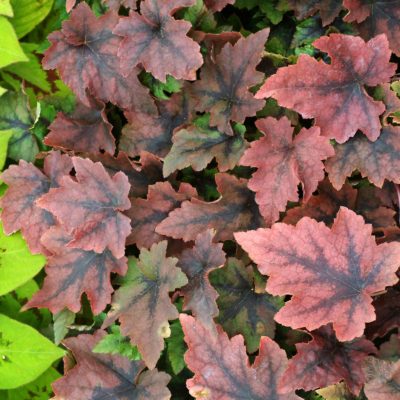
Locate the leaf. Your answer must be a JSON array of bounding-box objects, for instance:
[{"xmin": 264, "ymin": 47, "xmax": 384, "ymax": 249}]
[
  {"xmin": 178, "ymin": 229, "xmax": 225, "ymax": 329},
  {"xmin": 0, "ymin": 130, "xmax": 13, "ymax": 170},
  {"xmin": 180, "ymin": 314, "xmax": 301, "ymax": 400},
  {"xmin": 288, "ymin": 0, "xmax": 343, "ymax": 26},
  {"xmin": 157, "ymin": 173, "xmax": 264, "ymax": 242},
  {"xmin": 0, "ymin": 223, "xmax": 46, "ymax": 296},
  {"xmin": 163, "ymin": 115, "xmax": 248, "ymax": 176},
  {"xmin": 125, "ymin": 181, "xmax": 197, "ymax": 249},
  {"xmin": 0, "ymin": 313, "xmax": 64, "ymax": 389},
  {"xmin": 279, "ymin": 325, "xmax": 376, "ymax": 394},
  {"xmin": 210, "ymin": 257, "xmax": 281, "ymax": 354},
  {"xmin": 121, "ymin": 92, "xmax": 191, "ymax": 158},
  {"xmin": 103, "ymin": 0, "xmax": 137, "ymax": 11},
  {"xmin": 363, "ymin": 357, "xmax": 400, "ymax": 400},
  {"xmin": 37, "ymin": 156, "xmax": 131, "ymax": 259},
  {"xmin": 25, "ymin": 226, "xmax": 128, "ymax": 315},
  {"xmin": 234, "ymin": 207, "xmax": 400, "ymax": 341},
  {"xmin": 0, "ymin": 0, "xmax": 13, "ymax": 17},
  {"xmin": 240, "ymin": 116, "xmax": 334, "ymax": 225},
  {"xmin": 316, "ymin": 382, "xmax": 357, "ymax": 400},
  {"xmin": 344, "ymin": 0, "xmax": 400, "ymax": 56},
  {"xmin": 52, "ymin": 331, "xmax": 171, "ymax": 399},
  {"xmin": 0, "ymin": 16, "xmax": 28, "ymax": 68},
  {"xmin": 256, "ymin": 34, "xmax": 396, "ymax": 143},
  {"xmin": 326, "ymin": 127, "xmax": 400, "ymax": 190},
  {"xmin": 0, "ymin": 91, "xmax": 38, "ymax": 162},
  {"xmin": 42, "ymin": 3, "xmax": 155, "ymax": 111},
  {"xmin": 103, "ymin": 242, "xmax": 188, "ymax": 369},
  {"xmin": 10, "ymin": 0, "xmax": 53, "ymax": 38},
  {"xmin": 0, "ymin": 151, "xmax": 73, "ymax": 254},
  {"xmin": 379, "ymin": 334, "xmax": 400, "ymax": 361},
  {"xmin": 204, "ymin": 0, "xmax": 234, "ymax": 11},
  {"xmin": 114, "ymin": 0, "xmax": 203, "ymax": 82},
  {"xmin": 53, "ymin": 309, "xmax": 75, "ymax": 345},
  {"xmin": 190, "ymin": 29, "xmax": 269, "ymax": 134},
  {"xmin": 45, "ymin": 97, "xmax": 115, "ymax": 154},
  {"xmin": 166, "ymin": 320, "xmax": 186, "ymax": 374}
]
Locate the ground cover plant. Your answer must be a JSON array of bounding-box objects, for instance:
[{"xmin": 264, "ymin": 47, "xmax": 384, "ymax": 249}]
[{"xmin": 0, "ymin": 0, "xmax": 399, "ymax": 399}]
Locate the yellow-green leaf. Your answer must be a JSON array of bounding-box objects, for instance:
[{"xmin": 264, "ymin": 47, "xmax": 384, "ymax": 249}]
[
  {"xmin": 0, "ymin": 0, "xmax": 13, "ymax": 17},
  {"xmin": 0, "ymin": 130, "xmax": 13, "ymax": 170},
  {"xmin": 0, "ymin": 16, "xmax": 28, "ymax": 68}
]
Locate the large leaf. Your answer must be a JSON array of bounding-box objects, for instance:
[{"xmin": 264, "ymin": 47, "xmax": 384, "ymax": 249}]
[
  {"xmin": 52, "ymin": 331, "xmax": 171, "ymax": 399},
  {"xmin": 103, "ymin": 242, "xmax": 188, "ymax": 369},
  {"xmin": 240, "ymin": 116, "xmax": 333, "ymax": 225},
  {"xmin": 0, "ymin": 314, "xmax": 64, "ymax": 389},
  {"xmin": 37, "ymin": 156, "xmax": 131, "ymax": 259},
  {"xmin": 235, "ymin": 207, "xmax": 400, "ymax": 341},
  {"xmin": 25, "ymin": 226, "xmax": 128, "ymax": 315},
  {"xmin": 180, "ymin": 314, "xmax": 300, "ymax": 400},
  {"xmin": 0, "ymin": 16, "xmax": 28, "ymax": 68},
  {"xmin": 114, "ymin": 0, "xmax": 203, "ymax": 82},
  {"xmin": 157, "ymin": 173, "xmax": 264, "ymax": 242},
  {"xmin": 256, "ymin": 34, "xmax": 396, "ymax": 143}
]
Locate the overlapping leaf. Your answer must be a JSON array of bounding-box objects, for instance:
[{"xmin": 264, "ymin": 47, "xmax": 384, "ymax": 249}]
[
  {"xmin": 240, "ymin": 116, "xmax": 333, "ymax": 225},
  {"xmin": 103, "ymin": 242, "xmax": 188, "ymax": 369},
  {"xmin": 180, "ymin": 314, "xmax": 300, "ymax": 399},
  {"xmin": 157, "ymin": 173, "xmax": 264, "ymax": 242},
  {"xmin": 204, "ymin": 0, "xmax": 234, "ymax": 11},
  {"xmin": 52, "ymin": 331, "xmax": 171, "ymax": 399},
  {"xmin": 114, "ymin": 0, "xmax": 203, "ymax": 82},
  {"xmin": 288, "ymin": 0, "xmax": 343, "ymax": 26},
  {"xmin": 257, "ymin": 34, "xmax": 396, "ymax": 142},
  {"xmin": 235, "ymin": 207, "xmax": 400, "ymax": 341},
  {"xmin": 37, "ymin": 156, "xmax": 131, "ymax": 259}
]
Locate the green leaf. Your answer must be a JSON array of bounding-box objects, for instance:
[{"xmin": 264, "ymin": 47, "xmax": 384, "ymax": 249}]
[
  {"xmin": 0, "ymin": 222, "xmax": 46, "ymax": 296},
  {"xmin": 0, "ymin": 314, "xmax": 64, "ymax": 389},
  {"xmin": 0, "ymin": 0, "xmax": 13, "ymax": 17},
  {"xmin": 0, "ymin": 91, "xmax": 39, "ymax": 162},
  {"xmin": 166, "ymin": 320, "xmax": 186, "ymax": 374},
  {"xmin": 10, "ymin": 0, "xmax": 53, "ymax": 38},
  {"xmin": 53, "ymin": 309, "xmax": 75, "ymax": 345},
  {"xmin": 0, "ymin": 86, "xmax": 6, "ymax": 97},
  {"xmin": 0, "ymin": 16, "xmax": 28, "ymax": 68},
  {"xmin": 141, "ymin": 72, "xmax": 181, "ymax": 100},
  {"xmin": 0, "ymin": 130, "xmax": 13, "ymax": 170}
]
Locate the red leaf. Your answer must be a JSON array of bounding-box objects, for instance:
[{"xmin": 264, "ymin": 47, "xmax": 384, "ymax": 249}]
[
  {"xmin": 256, "ymin": 34, "xmax": 396, "ymax": 143},
  {"xmin": 179, "ymin": 230, "xmax": 225, "ymax": 329},
  {"xmin": 114, "ymin": 0, "xmax": 203, "ymax": 82},
  {"xmin": 288, "ymin": 0, "xmax": 343, "ymax": 26},
  {"xmin": 103, "ymin": 0, "xmax": 137, "ymax": 11},
  {"xmin": 235, "ymin": 207, "xmax": 400, "ymax": 341},
  {"xmin": 0, "ymin": 151, "xmax": 72, "ymax": 254},
  {"xmin": 240, "ymin": 116, "xmax": 334, "ymax": 225},
  {"xmin": 156, "ymin": 173, "xmax": 265, "ymax": 242},
  {"xmin": 52, "ymin": 331, "xmax": 171, "ymax": 399},
  {"xmin": 125, "ymin": 181, "xmax": 196, "ymax": 248},
  {"xmin": 190, "ymin": 29, "xmax": 269, "ymax": 134},
  {"xmin": 25, "ymin": 227, "xmax": 127, "ymax": 314},
  {"xmin": 279, "ymin": 325, "xmax": 376, "ymax": 394},
  {"xmin": 180, "ymin": 314, "xmax": 300, "ymax": 400},
  {"xmin": 204, "ymin": 0, "xmax": 234, "ymax": 11},
  {"xmin": 43, "ymin": 3, "xmax": 155, "ymax": 111},
  {"xmin": 103, "ymin": 241, "xmax": 188, "ymax": 369},
  {"xmin": 37, "ymin": 157, "xmax": 131, "ymax": 259},
  {"xmin": 45, "ymin": 97, "xmax": 114, "ymax": 154},
  {"xmin": 326, "ymin": 127, "xmax": 400, "ymax": 189}
]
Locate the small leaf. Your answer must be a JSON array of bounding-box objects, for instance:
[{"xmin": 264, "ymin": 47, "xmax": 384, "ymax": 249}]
[
  {"xmin": 53, "ymin": 309, "xmax": 75, "ymax": 345},
  {"xmin": 0, "ymin": 130, "xmax": 13, "ymax": 171},
  {"xmin": 166, "ymin": 320, "xmax": 186, "ymax": 375},
  {"xmin": 0, "ymin": 0, "xmax": 13, "ymax": 17}
]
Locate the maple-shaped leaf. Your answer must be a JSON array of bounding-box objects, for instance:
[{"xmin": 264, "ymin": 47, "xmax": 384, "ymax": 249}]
[
  {"xmin": 235, "ymin": 207, "xmax": 400, "ymax": 341},
  {"xmin": 240, "ymin": 116, "xmax": 333, "ymax": 225},
  {"xmin": 114, "ymin": 0, "xmax": 203, "ymax": 82},
  {"xmin": 288, "ymin": 0, "xmax": 343, "ymax": 26},
  {"xmin": 121, "ymin": 93, "xmax": 191, "ymax": 158},
  {"xmin": 344, "ymin": 0, "xmax": 400, "ymax": 56},
  {"xmin": 190, "ymin": 29, "xmax": 269, "ymax": 134},
  {"xmin": 326, "ymin": 127, "xmax": 400, "ymax": 190},
  {"xmin": 156, "ymin": 173, "xmax": 264, "ymax": 242},
  {"xmin": 363, "ymin": 357, "xmax": 400, "ymax": 400},
  {"xmin": 37, "ymin": 157, "xmax": 131, "ymax": 259},
  {"xmin": 125, "ymin": 181, "xmax": 196, "ymax": 248},
  {"xmin": 25, "ymin": 227, "xmax": 128, "ymax": 315},
  {"xmin": 180, "ymin": 314, "xmax": 300, "ymax": 400},
  {"xmin": 204, "ymin": 0, "xmax": 234, "ymax": 11},
  {"xmin": 43, "ymin": 3, "xmax": 155, "ymax": 111},
  {"xmin": 178, "ymin": 229, "xmax": 225, "ymax": 329},
  {"xmin": 163, "ymin": 115, "xmax": 248, "ymax": 176},
  {"xmin": 103, "ymin": 242, "xmax": 188, "ymax": 369},
  {"xmin": 52, "ymin": 331, "xmax": 171, "ymax": 399},
  {"xmin": 279, "ymin": 325, "xmax": 376, "ymax": 394},
  {"xmin": 210, "ymin": 257, "xmax": 280, "ymax": 353},
  {"xmin": 0, "ymin": 151, "xmax": 72, "ymax": 254},
  {"xmin": 256, "ymin": 34, "xmax": 396, "ymax": 143},
  {"xmin": 45, "ymin": 97, "xmax": 114, "ymax": 154}
]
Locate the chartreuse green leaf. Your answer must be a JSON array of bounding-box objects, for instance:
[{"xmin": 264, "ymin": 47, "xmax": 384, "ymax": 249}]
[
  {"xmin": 0, "ymin": 87, "xmax": 6, "ymax": 96},
  {"xmin": 0, "ymin": 222, "xmax": 46, "ymax": 296},
  {"xmin": 0, "ymin": 314, "xmax": 64, "ymax": 389},
  {"xmin": 0, "ymin": 130, "xmax": 13, "ymax": 170},
  {"xmin": 0, "ymin": 16, "xmax": 28, "ymax": 68},
  {"xmin": 0, "ymin": 0, "xmax": 13, "ymax": 17},
  {"xmin": 10, "ymin": 0, "xmax": 53, "ymax": 38}
]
